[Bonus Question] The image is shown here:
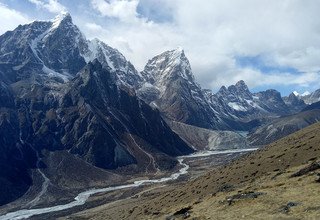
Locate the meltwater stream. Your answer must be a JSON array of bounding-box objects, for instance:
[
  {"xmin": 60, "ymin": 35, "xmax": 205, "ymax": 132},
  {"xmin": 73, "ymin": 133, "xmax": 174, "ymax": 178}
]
[{"xmin": 0, "ymin": 148, "xmax": 257, "ymax": 220}]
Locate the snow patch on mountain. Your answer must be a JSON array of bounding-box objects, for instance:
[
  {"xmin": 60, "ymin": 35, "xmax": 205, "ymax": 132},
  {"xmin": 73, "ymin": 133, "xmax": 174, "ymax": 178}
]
[
  {"xmin": 42, "ymin": 65, "xmax": 71, "ymax": 82},
  {"xmin": 228, "ymin": 102, "xmax": 247, "ymax": 111},
  {"xmin": 301, "ymin": 91, "xmax": 311, "ymax": 96},
  {"xmin": 293, "ymin": 91, "xmax": 311, "ymax": 97},
  {"xmin": 50, "ymin": 12, "xmax": 70, "ymax": 30}
]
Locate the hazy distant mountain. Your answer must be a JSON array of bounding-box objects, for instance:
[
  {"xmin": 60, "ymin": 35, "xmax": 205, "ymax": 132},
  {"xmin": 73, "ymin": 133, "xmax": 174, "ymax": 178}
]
[
  {"xmin": 248, "ymin": 102, "xmax": 320, "ymax": 146},
  {"xmin": 213, "ymin": 81, "xmax": 292, "ymax": 120},
  {"xmin": 299, "ymin": 89, "xmax": 320, "ymax": 104}
]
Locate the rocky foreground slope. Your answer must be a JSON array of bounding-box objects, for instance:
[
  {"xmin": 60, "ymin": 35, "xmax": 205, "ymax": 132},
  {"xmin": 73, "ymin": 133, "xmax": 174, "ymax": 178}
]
[{"xmin": 66, "ymin": 122, "xmax": 320, "ymax": 219}]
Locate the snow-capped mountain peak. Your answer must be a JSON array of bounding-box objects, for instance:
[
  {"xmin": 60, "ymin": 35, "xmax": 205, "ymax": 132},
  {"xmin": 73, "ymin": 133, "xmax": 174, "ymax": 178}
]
[
  {"xmin": 80, "ymin": 38, "xmax": 142, "ymax": 87},
  {"xmin": 141, "ymin": 47, "xmax": 195, "ymax": 86},
  {"xmin": 0, "ymin": 13, "xmax": 142, "ymax": 88},
  {"xmin": 295, "ymin": 89, "xmax": 319, "ymax": 105},
  {"xmin": 301, "ymin": 91, "xmax": 311, "ymax": 96},
  {"xmin": 293, "ymin": 90, "xmax": 311, "ymax": 97},
  {"xmin": 51, "ymin": 11, "xmax": 72, "ymax": 29},
  {"xmin": 170, "ymin": 46, "xmax": 185, "ymax": 60},
  {"xmin": 235, "ymin": 80, "xmax": 249, "ymax": 90},
  {"xmin": 217, "ymin": 80, "xmax": 252, "ymax": 101},
  {"xmin": 293, "ymin": 91, "xmax": 299, "ymax": 96}
]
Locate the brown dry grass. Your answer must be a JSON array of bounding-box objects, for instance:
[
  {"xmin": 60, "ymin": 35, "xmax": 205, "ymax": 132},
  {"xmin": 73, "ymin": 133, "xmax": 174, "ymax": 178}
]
[{"xmin": 62, "ymin": 122, "xmax": 320, "ymax": 220}]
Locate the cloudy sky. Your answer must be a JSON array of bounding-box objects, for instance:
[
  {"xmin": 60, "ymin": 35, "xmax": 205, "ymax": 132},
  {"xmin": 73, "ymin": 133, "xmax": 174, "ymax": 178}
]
[{"xmin": 1, "ymin": 0, "xmax": 320, "ymax": 95}]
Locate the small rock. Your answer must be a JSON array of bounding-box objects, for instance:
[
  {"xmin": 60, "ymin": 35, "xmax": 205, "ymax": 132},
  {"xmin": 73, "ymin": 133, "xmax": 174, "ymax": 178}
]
[
  {"xmin": 183, "ymin": 211, "xmax": 190, "ymax": 218},
  {"xmin": 291, "ymin": 162, "xmax": 320, "ymax": 177},
  {"xmin": 226, "ymin": 191, "xmax": 265, "ymax": 205},
  {"xmin": 173, "ymin": 206, "xmax": 192, "ymax": 216},
  {"xmin": 280, "ymin": 202, "xmax": 300, "ymax": 213},
  {"xmin": 218, "ymin": 184, "xmax": 234, "ymax": 192}
]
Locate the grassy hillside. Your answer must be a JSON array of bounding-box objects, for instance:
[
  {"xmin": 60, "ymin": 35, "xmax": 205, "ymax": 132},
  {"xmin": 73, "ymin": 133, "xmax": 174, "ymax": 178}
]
[{"xmin": 64, "ymin": 122, "xmax": 320, "ymax": 219}]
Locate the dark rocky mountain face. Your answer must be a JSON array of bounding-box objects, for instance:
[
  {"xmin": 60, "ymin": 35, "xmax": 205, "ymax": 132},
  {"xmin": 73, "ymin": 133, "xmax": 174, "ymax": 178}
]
[
  {"xmin": 0, "ymin": 97, "xmax": 33, "ymax": 206},
  {"xmin": 0, "ymin": 13, "xmax": 193, "ymax": 205},
  {"xmin": 0, "ymin": 60, "xmax": 193, "ymax": 205},
  {"xmin": 60, "ymin": 60, "xmax": 193, "ymax": 169},
  {"xmin": 254, "ymin": 89, "xmax": 288, "ymax": 115},
  {"xmin": 302, "ymin": 100, "xmax": 320, "ymax": 112}
]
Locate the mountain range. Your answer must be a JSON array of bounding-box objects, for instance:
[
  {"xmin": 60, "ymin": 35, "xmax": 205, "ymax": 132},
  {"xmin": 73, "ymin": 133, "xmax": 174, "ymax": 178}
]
[
  {"xmin": 137, "ymin": 49, "xmax": 309, "ymax": 131},
  {"xmin": 1, "ymin": 12, "xmax": 320, "ymax": 208},
  {"xmin": 0, "ymin": 13, "xmax": 192, "ymax": 205}
]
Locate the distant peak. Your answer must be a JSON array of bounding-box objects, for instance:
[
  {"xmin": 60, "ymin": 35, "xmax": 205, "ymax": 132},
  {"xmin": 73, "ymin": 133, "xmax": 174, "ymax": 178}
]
[
  {"xmin": 301, "ymin": 91, "xmax": 310, "ymax": 96},
  {"xmin": 292, "ymin": 91, "xmax": 310, "ymax": 97},
  {"xmin": 175, "ymin": 46, "xmax": 184, "ymax": 52},
  {"xmin": 293, "ymin": 91, "xmax": 299, "ymax": 96},
  {"xmin": 51, "ymin": 11, "xmax": 72, "ymax": 28},
  {"xmin": 157, "ymin": 47, "xmax": 186, "ymax": 63},
  {"xmin": 235, "ymin": 80, "xmax": 246, "ymax": 87},
  {"xmin": 171, "ymin": 46, "xmax": 184, "ymax": 56},
  {"xmin": 53, "ymin": 11, "xmax": 71, "ymax": 21},
  {"xmin": 91, "ymin": 38, "xmax": 101, "ymax": 43},
  {"xmin": 235, "ymin": 80, "xmax": 249, "ymax": 90},
  {"xmin": 219, "ymin": 85, "xmax": 228, "ymax": 92},
  {"xmin": 289, "ymin": 92, "xmax": 298, "ymax": 98}
]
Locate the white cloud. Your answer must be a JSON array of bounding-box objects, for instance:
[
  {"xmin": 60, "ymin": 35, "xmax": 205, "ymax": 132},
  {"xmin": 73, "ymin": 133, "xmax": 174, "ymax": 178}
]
[
  {"xmin": 0, "ymin": 3, "xmax": 30, "ymax": 35},
  {"xmin": 3, "ymin": 0, "xmax": 320, "ymax": 94},
  {"xmin": 85, "ymin": 22, "xmax": 104, "ymax": 32},
  {"xmin": 275, "ymin": 47, "xmax": 320, "ymax": 72},
  {"xmin": 83, "ymin": 0, "xmax": 320, "ymax": 93},
  {"xmin": 90, "ymin": 0, "xmax": 140, "ymax": 23},
  {"xmin": 207, "ymin": 67, "xmax": 320, "ymax": 91},
  {"xmin": 28, "ymin": 0, "xmax": 66, "ymax": 14}
]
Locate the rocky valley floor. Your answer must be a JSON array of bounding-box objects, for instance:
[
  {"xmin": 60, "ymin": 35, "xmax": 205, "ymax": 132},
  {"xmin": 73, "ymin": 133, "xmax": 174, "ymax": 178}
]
[{"xmin": 0, "ymin": 147, "xmax": 255, "ymax": 219}]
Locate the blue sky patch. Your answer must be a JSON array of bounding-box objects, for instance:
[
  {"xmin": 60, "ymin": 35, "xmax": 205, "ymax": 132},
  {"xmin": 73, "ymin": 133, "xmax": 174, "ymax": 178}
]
[
  {"xmin": 137, "ymin": 0, "xmax": 173, "ymax": 23},
  {"xmin": 235, "ymin": 55, "xmax": 299, "ymax": 75}
]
